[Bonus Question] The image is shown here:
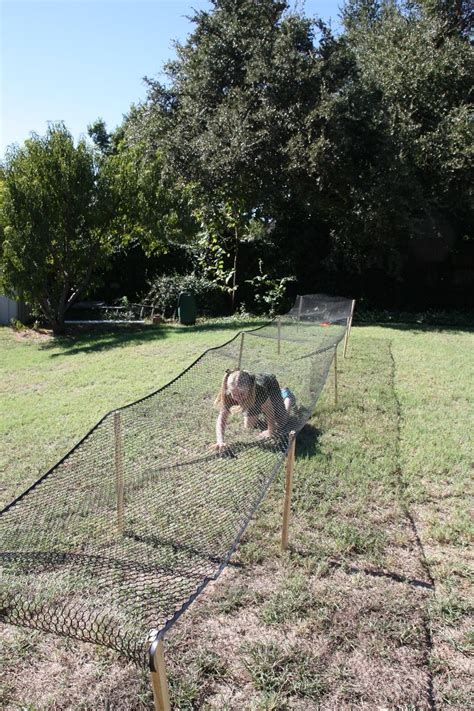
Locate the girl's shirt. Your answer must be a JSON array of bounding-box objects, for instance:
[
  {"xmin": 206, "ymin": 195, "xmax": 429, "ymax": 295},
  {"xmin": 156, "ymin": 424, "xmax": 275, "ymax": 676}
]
[{"xmin": 244, "ymin": 373, "xmax": 288, "ymax": 426}]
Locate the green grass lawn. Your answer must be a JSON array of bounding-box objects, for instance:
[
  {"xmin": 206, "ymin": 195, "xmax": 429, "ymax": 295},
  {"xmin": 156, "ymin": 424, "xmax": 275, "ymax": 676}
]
[
  {"xmin": 0, "ymin": 319, "xmax": 267, "ymax": 508},
  {"xmin": 0, "ymin": 318, "xmax": 472, "ymax": 709}
]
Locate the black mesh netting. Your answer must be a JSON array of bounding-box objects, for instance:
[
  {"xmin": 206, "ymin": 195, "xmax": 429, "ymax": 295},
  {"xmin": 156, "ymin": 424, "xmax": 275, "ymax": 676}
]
[{"xmin": 0, "ymin": 295, "xmax": 353, "ymax": 667}]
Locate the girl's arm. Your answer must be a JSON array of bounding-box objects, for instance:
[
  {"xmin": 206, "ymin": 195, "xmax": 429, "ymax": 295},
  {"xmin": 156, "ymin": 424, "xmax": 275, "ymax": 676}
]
[{"xmin": 216, "ymin": 407, "xmax": 230, "ymax": 447}]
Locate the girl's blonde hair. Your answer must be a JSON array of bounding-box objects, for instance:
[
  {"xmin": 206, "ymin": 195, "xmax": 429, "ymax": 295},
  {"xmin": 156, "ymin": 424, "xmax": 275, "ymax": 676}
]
[{"xmin": 214, "ymin": 369, "xmax": 256, "ymax": 412}]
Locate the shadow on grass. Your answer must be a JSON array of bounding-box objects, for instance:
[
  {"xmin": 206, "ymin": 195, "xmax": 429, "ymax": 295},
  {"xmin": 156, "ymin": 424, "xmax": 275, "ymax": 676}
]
[
  {"xmin": 355, "ymin": 312, "xmax": 474, "ymax": 334},
  {"xmin": 290, "ymin": 548, "xmax": 434, "ymax": 591},
  {"xmin": 125, "ymin": 531, "xmax": 244, "ymax": 570},
  {"xmin": 40, "ymin": 319, "xmax": 268, "ymax": 357},
  {"xmin": 327, "ymin": 559, "xmax": 434, "ymax": 591},
  {"xmin": 296, "ymin": 423, "xmax": 322, "ymax": 459}
]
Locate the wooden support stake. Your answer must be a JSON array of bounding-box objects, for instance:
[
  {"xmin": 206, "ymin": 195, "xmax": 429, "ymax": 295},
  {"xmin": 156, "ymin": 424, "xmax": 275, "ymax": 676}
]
[
  {"xmin": 237, "ymin": 332, "xmax": 245, "ymax": 370},
  {"xmin": 297, "ymin": 295, "xmax": 303, "ymax": 330},
  {"xmin": 114, "ymin": 411, "xmax": 124, "ymax": 535},
  {"xmin": 150, "ymin": 640, "xmax": 171, "ymax": 711},
  {"xmin": 277, "ymin": 318, "xmax": 281, "ymax": 354},
  {"xmin": 334, "ymin": 346, "xmax": 338, "ymax": 406},
  {"xmin": 281, "ymin": 431, "xmax": 296, "ymax": 552},
  {"xmin": 343, "ymin": 299, "xmax": 356, "ymax": 359}
]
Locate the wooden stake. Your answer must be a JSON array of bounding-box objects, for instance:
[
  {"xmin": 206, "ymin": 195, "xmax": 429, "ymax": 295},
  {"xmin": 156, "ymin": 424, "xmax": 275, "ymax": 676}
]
[
  {"xmin": 343, "ymin": 299, "xmax": 356, "ymax": 358},
  {"xmin": 150, "ymin": 640, "xmax": 171, "ymax": 711},
  {"xmin": 281, "ymin": 431, "xmax": 296, "ymax": 552},
  {"xmin": 237, "ymin": 332, "xmax": 245, "ymax": 370},
  {"xmin": 277, "ymin": 318, "xmax": 281, "ymax": 354},
  {"xmin": 297, "ymin": 295, "xmax": 303, "ymax": 329},
  {"xmin": 334, "ymin": 346, "xmax": 338, "ymax": 406},
  {"xmin": 114, "ymin": 411, "xmax": 124, "ymax": 534}
]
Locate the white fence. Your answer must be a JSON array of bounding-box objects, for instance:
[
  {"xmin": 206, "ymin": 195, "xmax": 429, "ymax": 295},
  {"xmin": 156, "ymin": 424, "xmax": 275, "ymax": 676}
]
[{"xmin": 0, "ymin": 296, "xmax": 31, "ymax": 325}]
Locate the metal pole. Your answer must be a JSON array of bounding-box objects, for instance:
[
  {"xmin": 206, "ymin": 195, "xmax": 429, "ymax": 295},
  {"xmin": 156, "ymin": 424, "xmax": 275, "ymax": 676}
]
[
  {"xmin": 334, "ymin": 346, "xmax": 338, "ymax": 406},
  {"xmin": 277, "ymin": 319, "xmax": 281, "ymax": 355},
  {"xmin": 281, "ymin": 431, "xmax": 296, "ymax": 552},
  {"xmin": 114, "ymin": 411, "xmax": 124, "ymax": 534}
]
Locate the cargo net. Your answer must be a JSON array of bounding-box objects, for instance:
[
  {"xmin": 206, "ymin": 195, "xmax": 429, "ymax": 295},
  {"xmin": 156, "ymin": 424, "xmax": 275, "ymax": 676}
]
[{"xmin": 0, "ymin": 295, "xmax": 352, "ymax": 667}]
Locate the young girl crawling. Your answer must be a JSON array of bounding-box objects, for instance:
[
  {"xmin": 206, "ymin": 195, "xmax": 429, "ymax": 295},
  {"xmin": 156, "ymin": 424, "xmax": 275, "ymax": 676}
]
[{"xmin": 213, "ymin": 369, "xmax": 295, "ymax": 452}]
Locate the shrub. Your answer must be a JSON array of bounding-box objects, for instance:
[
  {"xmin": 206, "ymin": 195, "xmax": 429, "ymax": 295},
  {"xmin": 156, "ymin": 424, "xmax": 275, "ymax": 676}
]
[
  {"xmin": 9, "ymin": 318, "xmax": 26, "ymax": 332},
  {"xmin": 145, "ymin": 274, "xmax": 228, "ymax": 318},
  {"xmin": 245, "ymin": 261, "xmax": 296, "ymax": 316}
]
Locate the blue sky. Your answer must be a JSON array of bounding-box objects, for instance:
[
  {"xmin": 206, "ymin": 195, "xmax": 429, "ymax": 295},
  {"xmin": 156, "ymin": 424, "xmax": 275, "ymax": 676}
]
[{"xmin": 1, "ymin": 0, "xmax": 343, "ymax": 158}]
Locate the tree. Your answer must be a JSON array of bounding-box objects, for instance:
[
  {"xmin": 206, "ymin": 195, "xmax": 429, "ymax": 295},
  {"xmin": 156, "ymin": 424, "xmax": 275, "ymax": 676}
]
[
  {"xmin": 415, "ymin": 0, "xmax": 474, "ymax": 38},
  {"xmin": 141, "ymin": 0, "xmax": 321, "ymax": 308},
  {"xmin": 292, "ymin": 0, "xmax": 474, "ymax": 302},
  {"xmin": 87, "ymin": 118, "xmax": 114, "ymax": 155},
  {"xmin": 99, "ymin": 108, "xmax": 198, "ymax": 258},
  {"xmin": 0, "ymin": 123, "xmax": 109, "ymax": 333}
]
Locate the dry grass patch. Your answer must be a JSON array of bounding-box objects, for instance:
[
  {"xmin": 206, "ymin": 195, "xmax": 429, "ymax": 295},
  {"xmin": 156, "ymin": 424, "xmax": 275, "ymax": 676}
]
[
  {"xmin": 1, "ymin": 324, "xmax": 472, "ymax": 708},
  {"xmin": 0, "ymin": 627, "xmax": 149, "ymax": 710},
  {"xmin": 160, "ymin": 559, "xmax": 432, "ymax": 710}
]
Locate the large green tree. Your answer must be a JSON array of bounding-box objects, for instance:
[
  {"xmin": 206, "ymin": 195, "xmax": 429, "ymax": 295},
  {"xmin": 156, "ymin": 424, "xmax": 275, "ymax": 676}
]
[
  {"xmin": 141, "ymin": 0, "xmax": 321, "ymax": 307},
  {"xmin": 98, "ymin": 109, "xmax": 198, "ymax": 257},
  {"xmin": 85, "ymin": 110, "xmax": 199, "ymax": 301},
  {"xmin": 416, "ymin": 0, "xmax": 473, "ymax": 37},
  {"xmin": 48, "ymin": 0, "xmax": 470, "ymax": 312},
  {"xmin": 0, "ymin": 123, "xmax": 109, "ymax": 333},
  {"xmin": 290, "ymin": 0, "xmax": 473, "ymax": 301}
]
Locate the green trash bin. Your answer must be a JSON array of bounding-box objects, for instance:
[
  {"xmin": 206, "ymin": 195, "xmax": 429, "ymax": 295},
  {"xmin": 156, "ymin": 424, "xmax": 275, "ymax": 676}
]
[{"xmin": 177, "ymin": 291, "xmax": 197, "ymax": 325}]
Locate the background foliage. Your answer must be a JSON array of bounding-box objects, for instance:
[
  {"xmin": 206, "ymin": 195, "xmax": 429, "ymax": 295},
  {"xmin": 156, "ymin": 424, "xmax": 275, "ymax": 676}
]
[
  {"xmin": 0, "ymin": 124, "xmax": 109, "ymax": 332},
  {"xmin": 1, "ymin": 0, "xmax": 472, "ymax": 326}
]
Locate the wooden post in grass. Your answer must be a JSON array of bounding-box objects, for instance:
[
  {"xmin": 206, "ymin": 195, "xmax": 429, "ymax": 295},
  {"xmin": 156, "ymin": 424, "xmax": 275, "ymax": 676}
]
[
  {"xmin": 150, "ymin": 639, "xmax": 171, "ymax": 711},
  {"xmin": 343, "ymin": 299, "xmax": 356, "ymax": 358},
  {"xmin": 281, "ymin": 431, "xmax": 296, "ymax": 552},
  {"xmin": 334, "ymin": 346, "xmax": 338, "ymax": 406},
  {"xmin": 114, "ymin": 411, "xmax": 125, "ymax": 535},
  {"xmin": 297, "ymin": 295, "xmax": 303, "ymax": 329},
  {"xmin": 277, "ymin": 318, "xmax": 281, "ymax": 354},
  {"xmin": 237, "ymin": 332, "xmax": 245, "ymax": 370}
]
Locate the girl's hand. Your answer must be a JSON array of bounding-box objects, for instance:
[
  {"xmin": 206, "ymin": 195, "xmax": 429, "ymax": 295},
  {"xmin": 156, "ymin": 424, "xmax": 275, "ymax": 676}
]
[
  {"xmin": 209, "ymin": 442, "xmax": 229, "ymax": 452},
  {"xmin": 209, "ymin": 442, "xmax": 236, "ymax": 459},
  {"xmin": 257, "ymin": 429, "xmax": 272, "ymax": 440}
]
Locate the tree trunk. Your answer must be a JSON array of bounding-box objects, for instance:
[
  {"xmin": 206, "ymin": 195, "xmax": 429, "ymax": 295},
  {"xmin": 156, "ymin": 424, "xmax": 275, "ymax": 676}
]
[
  {"xmin": 51, "ymin": 318, "xmax": 66, "ymax": 336},
  {"xmin": 39, "ymin": 296, "xmax": 57, "ymax": 334},
  {"xmin": 41, "ymin": 293, "xmax": 66, "ymax": 335}
]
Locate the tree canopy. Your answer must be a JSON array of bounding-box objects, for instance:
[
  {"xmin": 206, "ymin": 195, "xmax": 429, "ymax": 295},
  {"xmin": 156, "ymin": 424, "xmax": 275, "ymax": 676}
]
[
  {"xmin": 1, "ymin": 0, "xmax": 472, "ymax": 321},
  {"xmin": 134, "ymin": 0, "xmax": 473, "ymax": 307},
  {"xmin": 140, "ymin": 0, "xmax": 325, "ymax": 305},
  {"xmin": 0, "ymin": 123, "xmax": 109, "ymax": 332}
]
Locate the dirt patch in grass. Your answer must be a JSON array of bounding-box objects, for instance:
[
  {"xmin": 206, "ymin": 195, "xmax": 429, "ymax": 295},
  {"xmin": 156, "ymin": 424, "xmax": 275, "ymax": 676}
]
[{"xmin": 13, "ymin": 327, "xmax": 54, "ymax": 342}]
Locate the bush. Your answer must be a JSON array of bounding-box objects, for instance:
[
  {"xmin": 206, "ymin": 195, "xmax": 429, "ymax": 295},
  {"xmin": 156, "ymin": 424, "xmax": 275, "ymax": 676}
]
[
  {"xmin": 9, "ymin": 318, "xmax": 26, "ymax": 332},
  {"xmin": 145, "ymin": 274, "xmax": 229, "ymax": 318},
  {"xmin": 245, "ymin": 261, "xmax": 296, "ymax": 316}
]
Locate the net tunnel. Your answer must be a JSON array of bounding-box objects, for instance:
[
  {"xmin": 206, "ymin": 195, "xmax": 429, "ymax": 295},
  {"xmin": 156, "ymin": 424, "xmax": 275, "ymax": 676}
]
[{"xmin": 0, "ymin": 295, "xmax": 354, "ymax": 669}]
